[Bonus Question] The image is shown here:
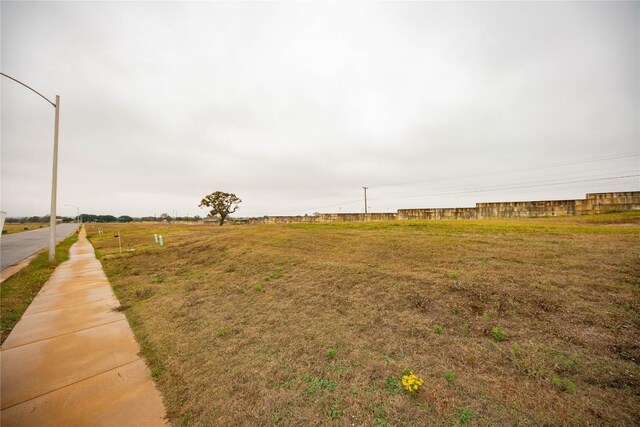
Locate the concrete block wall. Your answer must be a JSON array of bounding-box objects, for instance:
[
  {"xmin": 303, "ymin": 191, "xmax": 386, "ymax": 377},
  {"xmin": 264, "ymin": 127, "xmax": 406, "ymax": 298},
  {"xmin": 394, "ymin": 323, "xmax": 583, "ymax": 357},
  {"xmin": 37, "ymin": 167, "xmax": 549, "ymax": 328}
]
[
  {"xmin": 316, "ymin": 213, "xmax": 397, "ymax": 222},
  {"xmin": 476, "ymin": 199, "xmax": 577, "ymax": 218},
  {"xmin": 582, "ymin": 192, "xmax": 640, "ymax": 214},
  {"xmin": 397, "ymin": 207, "xmax": 476, "ymax": 220},
  {"xmin": 235, "ymin": 213, "xmax": 397, "ymax": 224},
  {"xmin": 401, "ymin": 192, "xmax": 639, "ymax": 220},
  {"xmin": 233, "ymin": 191, "xmax": 639, "ymax": 224},
  {"xmin": 241, "ymin": 215, "xmax": 317, "ymax": 224}
]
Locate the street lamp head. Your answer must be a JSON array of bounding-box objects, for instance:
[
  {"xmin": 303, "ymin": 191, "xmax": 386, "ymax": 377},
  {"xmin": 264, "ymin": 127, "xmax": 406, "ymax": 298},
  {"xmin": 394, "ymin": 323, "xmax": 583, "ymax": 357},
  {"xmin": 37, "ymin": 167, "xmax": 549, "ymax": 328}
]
[{"xmin": 64, "ymin": 204, "xmax": 80, "ymax": 224}]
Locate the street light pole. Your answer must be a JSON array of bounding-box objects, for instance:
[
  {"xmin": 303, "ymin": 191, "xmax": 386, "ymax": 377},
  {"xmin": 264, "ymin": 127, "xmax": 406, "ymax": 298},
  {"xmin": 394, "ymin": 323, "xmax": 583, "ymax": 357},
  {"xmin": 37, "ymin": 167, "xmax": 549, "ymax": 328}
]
[
  {"xmin": 363, "ymin": 187, "xmax": 368, "ymax": 215},
  {"xmin": 1, "ymin": 72, "xmax": 60, "ymax": 262},
  {"xmin": 49, "ymin": 95, "xmax": 60, "ymax": 261}
]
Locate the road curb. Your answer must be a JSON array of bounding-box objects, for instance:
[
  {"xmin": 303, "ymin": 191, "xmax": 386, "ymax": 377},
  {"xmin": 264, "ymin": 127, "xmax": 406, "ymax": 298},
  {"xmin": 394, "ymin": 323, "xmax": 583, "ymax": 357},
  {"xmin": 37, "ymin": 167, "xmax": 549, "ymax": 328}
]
[{"xmin": 0, "ymin": 254, "xmax": 39, "ymax": 283}]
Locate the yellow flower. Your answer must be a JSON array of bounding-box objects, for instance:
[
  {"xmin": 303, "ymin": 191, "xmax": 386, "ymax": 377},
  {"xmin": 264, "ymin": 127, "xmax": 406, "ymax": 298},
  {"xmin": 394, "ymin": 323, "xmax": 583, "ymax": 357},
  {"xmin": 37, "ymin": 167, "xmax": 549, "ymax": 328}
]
[{"xmin": 401, "ymin": 371, "xmax": 424, "ymax": 393}]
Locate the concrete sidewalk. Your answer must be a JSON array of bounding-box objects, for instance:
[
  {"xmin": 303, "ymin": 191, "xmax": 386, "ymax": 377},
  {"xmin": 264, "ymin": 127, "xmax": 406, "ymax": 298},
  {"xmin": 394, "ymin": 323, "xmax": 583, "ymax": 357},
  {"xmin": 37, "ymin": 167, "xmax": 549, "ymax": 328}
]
[{"xmin": 0, "ymin": 227, "xmax": 167, "ymax": 426}]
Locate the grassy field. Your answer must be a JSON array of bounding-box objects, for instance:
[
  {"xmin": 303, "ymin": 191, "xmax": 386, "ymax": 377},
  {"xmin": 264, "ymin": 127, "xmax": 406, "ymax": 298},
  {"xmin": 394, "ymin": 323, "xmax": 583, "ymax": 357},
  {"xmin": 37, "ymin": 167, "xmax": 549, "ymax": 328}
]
[
  {"xmin": 1, "ymin": 233, "xmax": 79, "ymax": 343},
  {"xmin": 87, "ymin": 213, "xmax": 640, "ymax": 426},
  {"xmin": 2, "ymin": 223, "xmax": 48, "ymax": 234}
]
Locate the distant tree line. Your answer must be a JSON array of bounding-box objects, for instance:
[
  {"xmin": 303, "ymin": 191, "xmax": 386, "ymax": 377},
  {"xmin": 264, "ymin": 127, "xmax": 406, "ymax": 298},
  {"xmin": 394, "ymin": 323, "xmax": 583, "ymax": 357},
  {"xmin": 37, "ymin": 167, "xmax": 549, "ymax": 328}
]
[
  {"xmin": 4, "ymin": 213, "xmax": 203, "ymax": 223},
  {"xmin": 5, "ymin": 215, "xmax": 74, "ymax": 224}
]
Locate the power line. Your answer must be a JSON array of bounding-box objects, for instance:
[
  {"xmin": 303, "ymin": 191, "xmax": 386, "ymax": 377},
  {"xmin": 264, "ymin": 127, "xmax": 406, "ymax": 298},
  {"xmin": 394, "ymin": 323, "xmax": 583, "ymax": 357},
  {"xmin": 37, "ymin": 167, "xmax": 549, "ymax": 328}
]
[
  {"xmin": 479, "ymin": 179, "xmax": 639, "ymax": 198},
  {"xmin": 248, "ymin": 187, "xmax": 356, "ymax": 210},
  {"xmin": 379, "ymin": 174, "xmax": 639, "ymax": 201},
  {"xmin": 274, "ymin": 175, "xmax": 638, "ymax": 215},
  {"xmin": 247, "ymin": 152, "xmax": 638, "ymax": 215},
  {"xmin": 377, "ymin": 152, "xmax": 639, "ymax": 190},
  {"xmin": 267, "ymin": 198, "xmax": 363, "ymax": 215},
  {"xmin": 382, "ymin": 168, "xmax": 639, "ymax": 199}
]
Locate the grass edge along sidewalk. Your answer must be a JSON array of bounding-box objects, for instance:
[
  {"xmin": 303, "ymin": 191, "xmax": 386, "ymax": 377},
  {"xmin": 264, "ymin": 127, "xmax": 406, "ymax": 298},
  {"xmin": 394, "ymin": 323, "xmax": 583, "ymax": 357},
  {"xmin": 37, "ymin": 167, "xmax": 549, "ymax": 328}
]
[{"xmin": 1, "ymin": 233, "xmax": 79, "ymax": 344}]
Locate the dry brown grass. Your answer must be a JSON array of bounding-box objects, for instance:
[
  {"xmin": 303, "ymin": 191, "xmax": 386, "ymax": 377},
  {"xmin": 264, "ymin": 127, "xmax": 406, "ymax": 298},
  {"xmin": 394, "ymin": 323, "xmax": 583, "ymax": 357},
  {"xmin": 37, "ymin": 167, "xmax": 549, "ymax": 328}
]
[
  {"xmin": 87, "ymin": 213, "xmax": 640, "ymax": 426},
  {"xmin": 2, "ymin": 223, "xmax": 48, "ymax": 234}
]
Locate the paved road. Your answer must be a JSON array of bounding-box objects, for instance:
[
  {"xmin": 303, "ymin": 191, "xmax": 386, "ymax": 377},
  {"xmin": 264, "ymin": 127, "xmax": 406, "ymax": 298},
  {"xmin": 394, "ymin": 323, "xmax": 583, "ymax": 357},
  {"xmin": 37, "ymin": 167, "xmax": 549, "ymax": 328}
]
[{"xmin": 0, "ymin": 224, "xmax": 79, "ymax": 270}]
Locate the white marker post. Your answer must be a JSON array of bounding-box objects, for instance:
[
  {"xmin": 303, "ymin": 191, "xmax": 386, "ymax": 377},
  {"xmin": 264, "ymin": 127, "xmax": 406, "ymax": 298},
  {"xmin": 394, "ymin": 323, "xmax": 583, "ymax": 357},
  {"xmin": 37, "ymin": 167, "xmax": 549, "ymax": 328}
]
[{"xmin": 118, "ymin": 230, "xmax": 122, "ymax": 253}]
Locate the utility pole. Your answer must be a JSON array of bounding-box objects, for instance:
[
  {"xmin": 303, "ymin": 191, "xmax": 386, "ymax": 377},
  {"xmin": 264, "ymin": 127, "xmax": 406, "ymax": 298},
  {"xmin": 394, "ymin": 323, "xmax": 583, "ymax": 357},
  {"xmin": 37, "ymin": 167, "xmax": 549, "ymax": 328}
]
[{"xmin": 363, "ymin": 187, "xmax": 368, "ymax": 214}]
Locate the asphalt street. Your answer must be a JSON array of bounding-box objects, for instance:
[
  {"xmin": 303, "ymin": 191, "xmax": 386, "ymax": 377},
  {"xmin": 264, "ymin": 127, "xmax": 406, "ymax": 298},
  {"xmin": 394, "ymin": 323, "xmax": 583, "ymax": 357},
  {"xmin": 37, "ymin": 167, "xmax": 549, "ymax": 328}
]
[{"xmin": 0, "ymin": 223, "xmax": 79, "ymax": 270}]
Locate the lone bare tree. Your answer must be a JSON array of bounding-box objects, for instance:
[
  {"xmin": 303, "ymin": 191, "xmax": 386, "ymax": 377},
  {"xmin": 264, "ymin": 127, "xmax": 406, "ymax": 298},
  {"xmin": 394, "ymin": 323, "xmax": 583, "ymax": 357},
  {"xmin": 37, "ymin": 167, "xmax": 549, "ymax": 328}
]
[{"xmin": 199, "ymin": 191, "xmax": 242, "ymax": 225}]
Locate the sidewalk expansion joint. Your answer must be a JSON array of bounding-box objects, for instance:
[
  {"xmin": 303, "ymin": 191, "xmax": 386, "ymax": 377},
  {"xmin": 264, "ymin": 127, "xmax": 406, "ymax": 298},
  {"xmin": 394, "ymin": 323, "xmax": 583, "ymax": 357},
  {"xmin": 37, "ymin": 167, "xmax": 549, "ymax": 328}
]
[
  {"xmin": 1, "ymin": 318, "xmax": 127, "ymax": 351},
  {"xmin": 0, "ymin": 357, "xmax": 143, "ymax": 412},
  {"xmin": 36, "ymin": 282, "xmax": 109, "ymax": 297},
  {"xmin": 22, "ymin": 297, "xmax": 118, "ymax": 317}
]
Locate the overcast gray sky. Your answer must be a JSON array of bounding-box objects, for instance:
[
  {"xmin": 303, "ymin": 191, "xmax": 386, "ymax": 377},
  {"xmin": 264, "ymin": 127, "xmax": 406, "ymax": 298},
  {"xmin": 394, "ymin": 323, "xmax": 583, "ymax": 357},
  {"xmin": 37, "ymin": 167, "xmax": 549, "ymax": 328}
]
[{"xmin": 2, "ymin": 1, "xmax": 638, "ymax": 218}]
